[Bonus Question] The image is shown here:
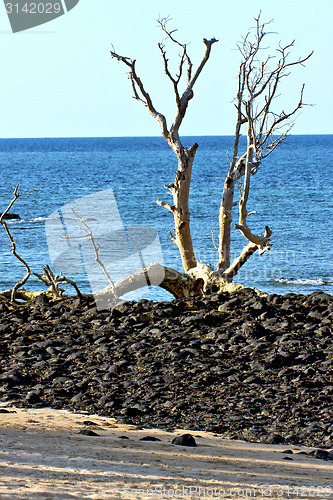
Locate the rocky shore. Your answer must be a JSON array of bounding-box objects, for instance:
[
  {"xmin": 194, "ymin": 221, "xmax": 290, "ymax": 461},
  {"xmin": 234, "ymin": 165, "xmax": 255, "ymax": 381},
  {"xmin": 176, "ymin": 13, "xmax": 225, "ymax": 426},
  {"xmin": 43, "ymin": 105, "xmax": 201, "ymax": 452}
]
[{"xmin": 0, "ymin": 288, "xmax": 332, "ymax": 448}]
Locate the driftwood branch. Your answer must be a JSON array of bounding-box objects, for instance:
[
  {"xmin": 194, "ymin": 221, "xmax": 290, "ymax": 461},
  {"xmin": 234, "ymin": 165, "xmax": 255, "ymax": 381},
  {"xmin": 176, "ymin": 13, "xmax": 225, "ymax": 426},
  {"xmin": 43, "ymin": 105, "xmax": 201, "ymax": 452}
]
[
  {"xmin": 97, "ymin": 263, "xmax": 204, "ymax": 300},
  {"xmin": 59, "ymin": 272, "xmax": 83, "ymax": 299},
  {"xmin": 0, "ymin": 288, "xmax": 53, "ymax": 302},
  {"xmin": 34, "ymin": 265, "xmax": 64, "ymax": 298},
  {"xmin": 0, "ymin": 184, "xmax": 38, "ymax": 302},
  {"xmin": 34, "ymin": 265, "xmax": 83, "ymax": 301}
]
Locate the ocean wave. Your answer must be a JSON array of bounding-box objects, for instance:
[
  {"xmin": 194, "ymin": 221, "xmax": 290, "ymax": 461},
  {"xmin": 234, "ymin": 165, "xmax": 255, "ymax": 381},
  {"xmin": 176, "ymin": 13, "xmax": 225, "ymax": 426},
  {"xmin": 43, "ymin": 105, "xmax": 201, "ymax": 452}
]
[
  {"xmin": 28, "ymin": 217, "xmax": 46, "ymax": 222},
  {"xmin": 275, "ymin": 277, "xmax": 333, "ymax": 287},
  {"xmin": 3, "ymin": 217, "xmax": 46, "ymax": 224}
]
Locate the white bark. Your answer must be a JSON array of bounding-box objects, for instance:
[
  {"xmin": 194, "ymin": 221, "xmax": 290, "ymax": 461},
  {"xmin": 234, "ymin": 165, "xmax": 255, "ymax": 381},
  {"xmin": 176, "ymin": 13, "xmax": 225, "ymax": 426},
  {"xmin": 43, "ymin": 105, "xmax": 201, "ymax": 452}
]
[
  {"xmin": 111, "ymin": 27, "xmax": 217, "ymax": 273},
  {"xmin": 98, "ymin": 263, "xmax": 204, "ymax": 299},
  {"xmin": 0, "ymin": 185, "xmax": 37, "ymax": 302},
  {"xmin": 217, "ymin": 13, "xmax": 312, "ymax": 279}
]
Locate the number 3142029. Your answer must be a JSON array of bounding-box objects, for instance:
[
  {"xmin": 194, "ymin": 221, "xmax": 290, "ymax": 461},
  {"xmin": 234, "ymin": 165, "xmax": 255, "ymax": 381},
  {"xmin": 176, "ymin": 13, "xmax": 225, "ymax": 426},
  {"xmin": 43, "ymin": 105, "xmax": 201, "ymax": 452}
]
[{"xmin": 5, "ymin": 3, "xmax": 62, "ymax": 14}]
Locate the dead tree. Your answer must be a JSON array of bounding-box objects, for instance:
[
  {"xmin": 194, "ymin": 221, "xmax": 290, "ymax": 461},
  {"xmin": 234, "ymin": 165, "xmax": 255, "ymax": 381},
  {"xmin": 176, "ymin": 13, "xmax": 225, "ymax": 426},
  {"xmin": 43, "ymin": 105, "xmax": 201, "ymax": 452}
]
[
  {"xmin": 218, "ymin": 14, "xmax": 313, "ymax": 280},
  {"xmin": 111, "ymin": 18, "xmax": 218, "ymax": 273},
  {"xmin": 1, "ymin": 16, "xmax": 313, "ymax": 304},
  {"xmin": 109, "ymin": 15, "xmax": 312, "ymax": 298}
]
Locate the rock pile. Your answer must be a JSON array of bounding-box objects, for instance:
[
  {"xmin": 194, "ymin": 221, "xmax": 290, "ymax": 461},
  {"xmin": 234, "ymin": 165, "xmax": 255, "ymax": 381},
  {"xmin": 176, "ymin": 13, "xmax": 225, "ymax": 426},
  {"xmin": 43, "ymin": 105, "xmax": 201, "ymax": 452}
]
[{"xmin": 0, "ymin": 288, "xmax": 332, "ymax": 447}]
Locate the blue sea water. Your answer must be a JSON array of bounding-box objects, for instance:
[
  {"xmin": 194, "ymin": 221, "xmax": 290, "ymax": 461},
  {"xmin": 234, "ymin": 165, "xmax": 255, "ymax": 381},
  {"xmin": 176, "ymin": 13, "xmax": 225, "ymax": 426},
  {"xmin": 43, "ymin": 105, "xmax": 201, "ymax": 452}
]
[{"xmin": 0, "ymin": 135, "xmax": 332, "ymax": 301}]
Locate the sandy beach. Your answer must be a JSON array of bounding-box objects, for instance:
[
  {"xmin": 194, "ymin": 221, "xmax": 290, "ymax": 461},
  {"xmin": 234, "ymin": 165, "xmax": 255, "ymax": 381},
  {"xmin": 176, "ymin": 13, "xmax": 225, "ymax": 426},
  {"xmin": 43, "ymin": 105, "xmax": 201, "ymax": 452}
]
[{"xmin": 0, "ymin": 406, "xmax": 332, "ymax": 500}]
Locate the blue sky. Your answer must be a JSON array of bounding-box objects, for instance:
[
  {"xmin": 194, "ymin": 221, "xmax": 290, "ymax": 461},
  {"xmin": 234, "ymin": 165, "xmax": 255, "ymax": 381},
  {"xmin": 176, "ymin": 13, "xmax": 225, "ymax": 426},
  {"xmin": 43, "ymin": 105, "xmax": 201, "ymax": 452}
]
[{"xmin": 0, "ymin": 0, "xmax": 332, "ymax": 138}]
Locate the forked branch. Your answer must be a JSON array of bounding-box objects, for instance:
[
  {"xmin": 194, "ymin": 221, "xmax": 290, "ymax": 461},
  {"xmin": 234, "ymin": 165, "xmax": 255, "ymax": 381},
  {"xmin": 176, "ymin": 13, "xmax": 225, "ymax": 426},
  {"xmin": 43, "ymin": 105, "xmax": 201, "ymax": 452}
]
[
  {"xmin": 218, "ymin": 13, "xmax": 312, "ymax": 277},
  {"xmin": 111, "ymin": 20, "xmax": 217, "ymax": 273},
  {"xmin": 111, "ymin": 20, "xmax": 217, "ymax": 149}
]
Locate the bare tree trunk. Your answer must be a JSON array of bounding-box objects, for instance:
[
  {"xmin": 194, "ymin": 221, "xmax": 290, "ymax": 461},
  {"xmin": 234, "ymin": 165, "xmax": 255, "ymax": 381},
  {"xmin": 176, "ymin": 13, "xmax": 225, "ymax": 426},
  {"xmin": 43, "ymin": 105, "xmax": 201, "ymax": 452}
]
[
  {"xmin": 217, "ymin": 175, "xmax": 235, "ymax": 271},
  {"xmin": 162, "ymin": 144, "xmax": 198, "ymax": 271}
]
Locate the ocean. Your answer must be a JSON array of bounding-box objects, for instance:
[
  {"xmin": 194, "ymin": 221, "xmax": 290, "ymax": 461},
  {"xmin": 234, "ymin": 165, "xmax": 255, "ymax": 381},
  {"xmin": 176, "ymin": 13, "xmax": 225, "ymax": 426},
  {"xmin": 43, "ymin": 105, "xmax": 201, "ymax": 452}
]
[{"xmin": 0, "ymin": 135, "xmax": 332, "ymax": 301}]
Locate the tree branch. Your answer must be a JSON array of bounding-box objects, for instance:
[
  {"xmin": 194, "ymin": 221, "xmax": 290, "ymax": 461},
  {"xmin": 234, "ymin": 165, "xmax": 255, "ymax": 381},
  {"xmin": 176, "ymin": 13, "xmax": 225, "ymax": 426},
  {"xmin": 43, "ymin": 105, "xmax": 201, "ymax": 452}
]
[
  {"xmin": 218, "ymin": 13, "xmax": 312, "ymax": 276},
  {"xmin": 111, "ymin": 22, "xmax": 217, "ymax": 274},
  {"xmin": 0, "ymin": 184, "xmax": 38, "ymax": 302},
  {"xmin": 34, "ymin": 265, "xmax": 83, "ymax": 301},
  {"xmin": 234, "ymin": 223, "xmax": 272, "ymax": 248},
  {"xmin": 156, "ymin": 199, "xmax": 177, "ymax": 213},
  {"xmin": 97, "ymin": 263, "xmax": 204, "ymax": 299},
  {"xmin": 110, "ymin": 49, "xmax": 169, "ymax": 140},
  {"xmin": 170, "ymin": 36, "xmax": 218, "ymax": 140},
  {"xmin": 224, "ymin": 225, "xmax": 272, "ymax": 281},
  {"xmin": 157, "ymin": 16, "xmax": 193, "ymax": 84},
  {"xmin": 62, "ymin": 207, "xmax": 119, "ymax": 302}
]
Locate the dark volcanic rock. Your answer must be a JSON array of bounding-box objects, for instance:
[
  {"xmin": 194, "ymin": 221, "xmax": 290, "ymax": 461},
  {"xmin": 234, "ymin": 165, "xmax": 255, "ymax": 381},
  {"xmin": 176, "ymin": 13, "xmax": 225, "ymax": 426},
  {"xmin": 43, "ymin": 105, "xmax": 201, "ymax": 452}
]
[
  {"xmin": 78, "ymin": 429, "xmax": 100, "ymax": 436},
  {"xmin": 0, "ymin": 212, "xmax": 20, "ymax": 219},
  {"xmin": 0, "ymin": 290, "xmax": 332, "ymax": 447},
  {"xmin": 266, "ymin": 434, "xmax": 286, "ymax": 445},
  {"xmin": 172, "ymin": 434, "xmax": 197, "ymax": 447},
  {"xmin": 140, "ymin": 436, "xmax": 162, "ymax": 441},
  {"xmin": 312, "ymin": 449, "xmax": 330, "ymax": 460}
]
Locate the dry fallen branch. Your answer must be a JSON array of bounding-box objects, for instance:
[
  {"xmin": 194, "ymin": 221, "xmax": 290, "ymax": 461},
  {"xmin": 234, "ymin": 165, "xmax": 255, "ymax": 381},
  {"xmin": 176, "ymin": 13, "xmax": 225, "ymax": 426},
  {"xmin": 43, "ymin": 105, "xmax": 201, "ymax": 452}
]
[
  {"xmin": 34, "ymin": 265, "xmax": 83, "ymax": 301},
  {"xmin": 98, "ymin": 263, "xmax": 204, "ymax": 300},
  {"xmin": 109, "ymin": 15, "xmax": 313, "ymax": 297},
  {"xmin": 0, "ymin": 184, "xmax": 38, "ymax": 302}
]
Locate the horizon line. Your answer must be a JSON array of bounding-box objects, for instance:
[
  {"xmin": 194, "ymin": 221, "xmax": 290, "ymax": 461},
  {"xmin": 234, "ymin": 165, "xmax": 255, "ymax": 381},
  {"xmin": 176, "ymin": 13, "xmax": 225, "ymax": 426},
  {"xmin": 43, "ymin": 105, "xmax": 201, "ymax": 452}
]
[{"xmin": 1, "ymin": 133, "xmax": 332, "ymax": 140}]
